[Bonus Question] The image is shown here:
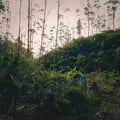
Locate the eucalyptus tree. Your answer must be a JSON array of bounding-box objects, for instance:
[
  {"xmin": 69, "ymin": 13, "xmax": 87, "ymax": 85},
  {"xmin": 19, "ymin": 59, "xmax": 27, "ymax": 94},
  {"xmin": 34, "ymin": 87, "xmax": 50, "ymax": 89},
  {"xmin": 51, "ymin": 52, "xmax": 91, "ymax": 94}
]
[
  {"xmin": 101, "ymin": 15, "xmax": 107, "ymax": 31},
  {"xmin": 76, "ymin": 19, "xmax": 82, "ymax": 38},
  {"xmin": 0, "ymin": 2, "xmax": 4, "ymax": 38},
  {"xmin": 0, "ymin": 0, "xmax": 11, "ymax": 50},
  {"xmin": 0, "ymin": 0, "xmax": 4, "ymax": 11},
  {"xmin": 0, "ymin": 13, "xmax": 7, "ymax": 38},
  {"xmin": 39, "ymin": 0, "xmax": 47, "ymax": 60},
  {"xmin": 29, "ymin": 0, "xmax": 34, "ymax": 54},
  {"xmin": 111, "ymin": 0, "xmax": 120, "ymax": 30},
  {"xmin": 106, "ymin": 5, "xmax": 111, "ymax": 30},
  {"xmin": 93, "ymin": 0, "xmax": 102, "ymax": 33},
  {"xmin": 71, "ymin": 27, "xmax": 75, "ymax": 39},
  {"xmin": 59, "ymin": 21, "xmax": 65, "ymax": 45},
  {"xmin": 52, "ymin": 0, "xmax": 61, "ymax": 71},
  {"xmin": 105, "ymin": 0, "xmax": 120, "ymax": 30},
  {"xmin": 84, "ymin": 0, "xmax": 94, "ymax": 36},
  {"xmin": 27, "ymin": 0, "xmax": 31, "ymax": 54},
  {"xmin": 55, "ymin": 0, "xmax": 60, "ymax": 49},
  {"xmin": 5, "ymin": 0, "xmax": 11, "ymax": 44},
  {"xmin": 27, "ymin": 0, "xmax": 35, "ymax": 56},
  {"xmin": 84, "ymin": 0, "xmax": 89, "ymax": 37},
  {"xmin": 17, "ymin": 0, "xmax": 22, "ymax": 54},
  {"xmin": 0, "ymin": 0, "xmax": 4, "ymax": 49},
  {"xmin": 94, "ymin": 0, "xmax": 101, "ymax": 18},
  {"xmin": 75, "ymin": 9, "xmax": 82, "ymax": 37},
  {"xmin": 64, "ymin": 24, "xmax": 71, "ymax": 43},
  {"xmin": 59, "ymin": 21, "xmax": 71, "ymax": 44},
  {"xmin": 0, "ymin": 1, "xmax": 4, "ymax": 37},
  {"xmin": 90, "ymin": 17, "xmax": 96, "ymax": 35},
  {"xmin": 111, "ymin": 4, "xmax": 117, "ymax": 30},
  {"xmin": 62, "ymin": 8, "xmax": 72, "ymax": 44},
  {"xmin": 49, "ymin": 26, "xmax": 55, "ymax": 48}
]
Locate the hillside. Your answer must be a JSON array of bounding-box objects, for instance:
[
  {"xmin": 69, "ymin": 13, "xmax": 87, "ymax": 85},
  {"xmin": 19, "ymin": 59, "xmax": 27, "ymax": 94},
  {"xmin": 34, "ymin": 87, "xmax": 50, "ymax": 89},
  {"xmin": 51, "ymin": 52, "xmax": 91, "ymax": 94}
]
[
  {"xmin": 41, "ymin": 30, "xmax": 120, "ymax": 73},
  {"xmin": 0, "ymin": 30, "xmax": 120, "ymax": 120}
]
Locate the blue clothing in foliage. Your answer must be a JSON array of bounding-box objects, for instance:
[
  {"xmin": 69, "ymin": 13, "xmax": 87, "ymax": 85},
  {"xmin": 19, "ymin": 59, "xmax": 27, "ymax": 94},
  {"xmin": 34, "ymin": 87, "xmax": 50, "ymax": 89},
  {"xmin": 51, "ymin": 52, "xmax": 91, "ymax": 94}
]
[{"xmin": 73, "ymin": 74, "xmax": 86, "ymax": 85}]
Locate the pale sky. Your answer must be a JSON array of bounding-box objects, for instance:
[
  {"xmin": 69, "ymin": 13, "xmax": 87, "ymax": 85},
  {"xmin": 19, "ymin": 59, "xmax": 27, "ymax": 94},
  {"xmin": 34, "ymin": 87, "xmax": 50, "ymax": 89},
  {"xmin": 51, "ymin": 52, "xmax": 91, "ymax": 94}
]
[
  {"xmin": 1, "ymin": 0, "xmax": 120, "ymax": 56},
  {"xmin": 7, "ymin": 0, "xmax": 87, "ymax": 56},
  {"xmin": 9, "ymin": 0, "xmax": 86, "ymax": 37}
]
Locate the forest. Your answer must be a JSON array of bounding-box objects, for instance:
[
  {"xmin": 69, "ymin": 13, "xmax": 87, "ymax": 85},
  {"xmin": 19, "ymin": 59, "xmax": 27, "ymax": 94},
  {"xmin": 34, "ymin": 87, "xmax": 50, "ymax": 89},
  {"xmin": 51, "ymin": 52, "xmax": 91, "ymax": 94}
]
[{"xmin": 0, "ymin": 0, "xmax": 120, "ymax": 120}]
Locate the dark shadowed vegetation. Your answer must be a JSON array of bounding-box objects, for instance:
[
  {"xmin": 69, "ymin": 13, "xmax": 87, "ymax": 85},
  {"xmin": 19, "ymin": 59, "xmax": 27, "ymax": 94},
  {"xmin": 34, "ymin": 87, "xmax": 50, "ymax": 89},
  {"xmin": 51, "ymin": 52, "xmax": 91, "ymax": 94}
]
[{"xmin": 0, "ymin": 30, "xmax": 120, "ymax": 120}]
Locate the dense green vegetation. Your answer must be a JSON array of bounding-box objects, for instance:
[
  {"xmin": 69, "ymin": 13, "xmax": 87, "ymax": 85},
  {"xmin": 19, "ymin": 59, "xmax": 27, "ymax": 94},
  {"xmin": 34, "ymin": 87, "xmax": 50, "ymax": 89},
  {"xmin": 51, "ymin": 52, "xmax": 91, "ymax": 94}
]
[
  {"xmin": 41, "ymin": 30, "xmax": 120, "ymax": 73},
  {"xmin": 0, "ymin": 30, "xmax": 120, "ymax": 120}
]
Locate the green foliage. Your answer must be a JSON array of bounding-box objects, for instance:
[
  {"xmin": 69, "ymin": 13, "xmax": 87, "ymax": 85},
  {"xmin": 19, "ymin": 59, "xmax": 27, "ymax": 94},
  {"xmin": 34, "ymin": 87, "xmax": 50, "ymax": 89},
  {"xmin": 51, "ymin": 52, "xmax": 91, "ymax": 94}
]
[
  {"xmin": 0, "ymin": 31, "xmax": 120, "ymax": 120},
  {"xmin": 57, "ymin": 86, "xmax": 97, "ymax": 120},
  {"xmin": 41, "ymin": 30, "xmax": 120, "ymax": 73},
  {"xmin": 87, "ymin": 71, "xmax": 120, "ymax": 120},
  {"xmin": 39, "ymin": 30, "xmax": 120, "ymax": 120}
]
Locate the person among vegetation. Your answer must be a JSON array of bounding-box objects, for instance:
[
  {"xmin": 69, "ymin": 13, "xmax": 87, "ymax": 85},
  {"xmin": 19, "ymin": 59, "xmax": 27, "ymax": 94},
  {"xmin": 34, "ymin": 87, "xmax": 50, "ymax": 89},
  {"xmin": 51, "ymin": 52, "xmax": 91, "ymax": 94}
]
[
  {"xmin": 72, "ymin": 73, "xmax": 86, "ymax": 86},
  {"xmin": 72, "ymin": 73, "xmax": 81, "ymax": 85}
]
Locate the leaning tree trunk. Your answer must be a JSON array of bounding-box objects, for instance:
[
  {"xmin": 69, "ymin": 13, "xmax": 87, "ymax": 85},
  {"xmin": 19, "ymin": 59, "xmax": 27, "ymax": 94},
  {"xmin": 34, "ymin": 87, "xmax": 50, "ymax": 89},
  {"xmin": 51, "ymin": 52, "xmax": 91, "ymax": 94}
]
[{"xmin": 113, "ymin": 9, "xmax": 115, "ymax": 30}]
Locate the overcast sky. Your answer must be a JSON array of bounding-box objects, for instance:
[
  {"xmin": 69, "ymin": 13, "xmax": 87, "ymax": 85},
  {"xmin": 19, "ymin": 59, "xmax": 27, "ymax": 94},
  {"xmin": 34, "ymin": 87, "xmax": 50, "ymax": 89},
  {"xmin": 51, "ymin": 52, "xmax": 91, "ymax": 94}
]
[
  {"xmin": 1, "ymin": 0, "xmax": 120, "ymax": 56},
  {"xmin": 6, "ymin": 0, "xmax": 87, "ymax": 55},
  {"xmin": 8, "ymin": 0, "xmax": 86, "ymax": 37}
]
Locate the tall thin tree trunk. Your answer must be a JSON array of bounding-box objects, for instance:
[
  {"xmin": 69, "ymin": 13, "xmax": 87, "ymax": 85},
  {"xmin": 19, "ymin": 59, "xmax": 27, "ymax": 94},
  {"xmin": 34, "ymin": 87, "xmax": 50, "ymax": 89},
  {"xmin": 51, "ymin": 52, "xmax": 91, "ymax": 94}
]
[
  {"xmin": 55, "ymin": 0, "xmax": 60, "ymax": 49},
  {"xmin": 5, "ymin": 0, "xmax": 10, "ymax": 45},
  {"xmin": 107, "ymin": 11, "xmax": 110, "ymax": 30},
  {"xmin": 39, "ymin": 0, "xmax": 47, "ymax": 60},
  {"xmin": 87, "ymin": 0, "xmax": 90, "ymax": 37},
  {"xmin": 0, "ymin": 10, "xmax": 2, "ymax": 37},
  {"xmin": 113, "ymin": 9, "xmax": 115, "ymax": 30},
  {"xmin": 97, "ymin": 0, "xmax": 100, "ymax": 33},
  {"xmin": 53, "ymin": 0, "xmax": 60, "ymax": 71},
  {"xmin": 18, "ymin": 0, "xmax": 22, "ymax": 54},
  {"xmin": 27, "ymin": 0, "xmax": 30, "ymax": 54},
  {"xmin": 29, "ymin": 0, "xmax": 33, "ymax": 52}
]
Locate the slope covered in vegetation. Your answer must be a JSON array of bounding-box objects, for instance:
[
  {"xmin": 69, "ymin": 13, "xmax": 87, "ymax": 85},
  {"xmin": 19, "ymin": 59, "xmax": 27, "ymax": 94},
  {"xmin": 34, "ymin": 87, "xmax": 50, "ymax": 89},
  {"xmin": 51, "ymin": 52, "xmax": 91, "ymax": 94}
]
[
  {"xmin": 41, "ymin": 30, "xmax": 120, "ymax": 73},
  {"xmin": 0, "ymin": 30, "xmax": 120, "ymax": 120}
]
